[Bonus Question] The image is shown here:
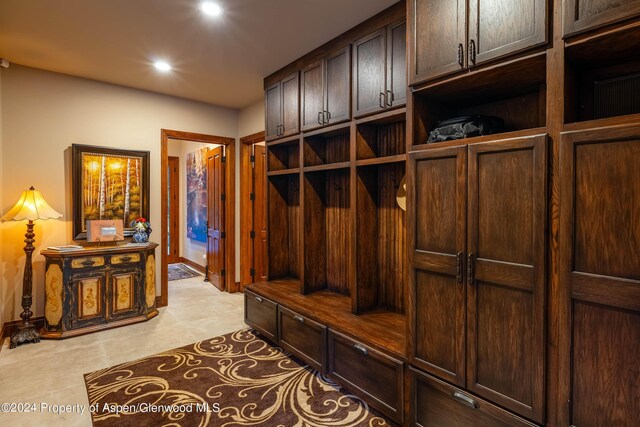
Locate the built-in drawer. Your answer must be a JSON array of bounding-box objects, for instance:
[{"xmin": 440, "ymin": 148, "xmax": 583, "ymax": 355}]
[
  {"xmin": 244, "ymin": 290, "xmax": 277, "ymax": 342},
  {"xmin": 111, "ymin": 253, "xmax": 141, "ymax": 264},
  {"xmin": 71, "ymin": 256, "xmax": 105, "ymax": 269},
  {"xmin": 328, "ymin": 330, "xmax": 404, "ymax": 423},
  {"xmin": 278, "ymin": 306, "xmax": 326, "ymax": 372},
  {"xmin": 410, "ymin": 367, "xmax": 539, "ymax": 427}
]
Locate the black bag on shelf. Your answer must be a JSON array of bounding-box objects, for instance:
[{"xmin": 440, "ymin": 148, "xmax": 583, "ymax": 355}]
[{"xmin": 427, "ymin": 115, "xmax": 504, "ymax": 143}]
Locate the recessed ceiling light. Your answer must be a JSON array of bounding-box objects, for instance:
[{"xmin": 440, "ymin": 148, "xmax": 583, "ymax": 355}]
[
  {"xmin": 200, "ymin": 1, "xmax": 223, "ymax": 17},
  {"xmin": 153, "ymin": 60, "xmax": 172, "ymax": 72}
]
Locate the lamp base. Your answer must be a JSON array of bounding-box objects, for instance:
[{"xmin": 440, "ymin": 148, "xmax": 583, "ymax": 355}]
[{"xmin": 9, "ymin": 322, "xmax": 40, "ymax": 349}]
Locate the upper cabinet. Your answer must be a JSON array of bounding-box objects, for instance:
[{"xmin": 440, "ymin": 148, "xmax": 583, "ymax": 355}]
[
  {"xmin": 409, "ymin": 0, "xmax": 547, "ymax": 85},
  {"xmin": 564, "ymin": 0, "xmax": 640, "ymax": 36},
  {"xmin": 265, "ymin": 73, "xmax": 299, "ymax": 142},
  {"xmin": 301, "ymin": 46, "xmax": 351, "ymax": 132},
  {"xmin": 353, "ymin": 20, "xmax": 407, "ymax": 118}
]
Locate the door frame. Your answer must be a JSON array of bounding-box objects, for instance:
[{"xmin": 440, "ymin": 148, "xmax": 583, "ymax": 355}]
[
  {"xmin": 240, "ymin": 131, "xmax": 266, "ymax": 290},
  {"xmin": 167, "ymin": 156, "xmax": 180, "ymax": 264},
  {"xmin": 160, "ymin": 129, "xmax": 236, "ymax": 307}
]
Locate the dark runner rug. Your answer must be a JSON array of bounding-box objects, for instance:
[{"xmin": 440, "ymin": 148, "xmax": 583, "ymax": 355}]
[
  {"xmin": 84, "ymin": 329, "xmax": 392, "ymax": 427},
  {"xmin": 168, "ymin": 263, "xmax": 201, "ymax": 281}
]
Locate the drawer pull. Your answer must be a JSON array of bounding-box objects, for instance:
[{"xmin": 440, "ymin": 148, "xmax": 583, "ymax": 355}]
[
  {"xmin": 453, "ymin": 391, "xmax": 479, "ymax": 409},
  {"xmin": 293, "ymin": 314, "xmax": 305, "ymax": 323},
  {"xmin": 119, "ymin": 256, "xmax": 132, "ymax": 263},
  {"xmin": 254, "ymin": 296, "xmax": 264, "ymax": 303},
  {"xmin": 353, "ymin": 343, "xmax": 368, "ymax": 356},
  {"xmin": 81, "ymin": 260, "xmax": 96, "ymax": 267}
]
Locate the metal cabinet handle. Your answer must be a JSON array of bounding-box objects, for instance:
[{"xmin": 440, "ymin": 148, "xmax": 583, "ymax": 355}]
[
  {"xmin": 467, "ymin": 253, "xmax": 475, "ymax": 286},
  {"xmin": 81, "ymin": 260, "xmax": 96, "ymax": 267},
  {"xmin": 453, "ymin": 391, "xmax": 479, "ymax": 409},
  {"xmin": 386, "ymin": 90, "xmax": 393, "ymax": 107},
  {"xmin": 317, "ymin": 111, "xmax": 323, "ymax": 125},
  {"xmin": 457, "ymin": 43, "xmax": 464, "ymax": 68},
  {"xmin": 353, "ymin": 343, "xmax": 368, "ymax": 356},
  {"xmin": 469, "ymin": 39, "xmax": 477, "ymax": 65},
  {"xmin": 456, "ymin": 252, "xmax": 463, "ymax": 284},
  {"xmin": 254, "ymin": 296, "xmax": 263, "ymax": 303},
  {"xmin": 379, "ymin": 92, "xmax": 386, "ymax": 109},
  {"xmin": 120, "ymin": 256, "xmax": 132, "ymax": 263},
  {"xmin": 293, "ymin": 314, "xmax": 305, "ymax": 323},
  {"xmin": 280, "ymin": 124, "xmax": 284, "ymax": 136},
  {"xmin": 325, "ymin": 110, "xmax": 331, "ymax": 123}
]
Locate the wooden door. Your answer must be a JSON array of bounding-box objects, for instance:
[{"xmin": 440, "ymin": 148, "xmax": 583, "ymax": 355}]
[
  {"xmin": 560, "ymin": 124, "xmax": 640, "ymax": 426},
  {"xmin": 167, "ymin": 156, "xmax": 180, "ymax": 264},
  {"xmin": 466, "ymin": 135, "xmax": 546, "ymax": 423},
  {"xmin": 409, "ymin": 0, "xmax": 466, "ymax": 85},
  {"xmin": 253, "ymin": 145, "xmax": 268, "ymax": 282},
  {"xmin": 409, "ymin": 146, "xmax": 467, "ymax": 387},
  {"xmin": 265, "ymin": 81, "xmax": 282, "ymax": 141},
  {"xmin": 386, "ymin": 20, "xmax": 407, "ymax": 108},
  {"xmin": 324, "ymin": 46, "xmax": 351, "ymax": 125},
  {"xmin": 353, "ymin": 28, "xmax": 387, "ymax": 118},
  {"xmin": 206, "ymin": 146, "xmax": 226, "ymax": 290},
  {"xmin": 301, "ymin": 60, "xmax": 324, "ymax": 131},
  {"xmin": 281, "ymin": 73, "xmax": 299, "ymax": 138},
  {"xmin": 468, "ymin": 0, "xmax": 547, "ymax": 66},
  {"xmin": 564, "ymin": 0, "xmax": 640, "ymax": 36}
]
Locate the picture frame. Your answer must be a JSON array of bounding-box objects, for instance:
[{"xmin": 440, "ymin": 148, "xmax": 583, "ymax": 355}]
[{"xmin": 72, "ymin": 144, "xmax": 150, "ymax": 240}]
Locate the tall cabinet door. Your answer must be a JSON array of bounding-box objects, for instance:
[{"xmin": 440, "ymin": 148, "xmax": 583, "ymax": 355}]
[
  {"xmin": 265, "ymin": 82, "xmax": 282, "ymax": 141},
  {"xmin": 409, "ymin": 146, "xmax": 467, "ymax": 387},
  {"xmin": 466, "ymin": 135, "xmax": 547, "ymax": 423},
  {"xmin": 281, "ymin": 73, "xmax": 299, "ymax": 137},
  {"xmin": 564, "ymin": 0, "xmax": 640, "ymax": 36},
  {"xmin": 324, "ymin": 46, "xmax": 351, "ymax": 125},
  {"xmin": 560, "ymin": 125, "xmax": 640, "ymax": 426},
  {"xmin": 409, "ymin": 0, "xmax": 466, "ymax": 85},
  {"xmin": 353, "ymin": 28, "xmax": 387, "ymax": 118},
  {"xmin": 386, "ymin": 20, "xmax": 407, "ymax": 108},
  {"xmin": 301, "ymin": 60, "xmax": 324, "ymax": 131},
  {"xmin": 468, "ymin": 0, "xmax": 547, "ymax": 66}
]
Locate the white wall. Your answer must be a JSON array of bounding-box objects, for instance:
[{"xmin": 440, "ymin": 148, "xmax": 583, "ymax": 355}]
[
  {"xmin": 167, "ymin": 139, "xmax": 220, "ymax": 266},
  {"xmin": 0, "ymin": 65, "xmax": 239, "ymax": 325}
]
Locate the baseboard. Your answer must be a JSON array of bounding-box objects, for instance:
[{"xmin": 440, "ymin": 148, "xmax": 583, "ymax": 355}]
[
  {"xmin": 156, "ymin": 296, "xmax": 166, "ymax": 308},
  {"xmin": 179, "ymin": 257, "xmax": 206, "ymax": 274},
  {"xmin": 1, "ymin": 316, "xmax": 45, "ymax": 342}
]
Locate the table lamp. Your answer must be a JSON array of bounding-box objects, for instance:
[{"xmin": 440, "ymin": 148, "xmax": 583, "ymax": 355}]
[{"xmin": 2, "ymin": 187, "xmax": 62, "ymax": 348}]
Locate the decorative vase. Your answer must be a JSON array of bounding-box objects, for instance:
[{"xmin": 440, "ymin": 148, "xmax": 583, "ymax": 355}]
[
  {"xmin": 132, "ymin": 230, "xmax": 149, "ymax": 243},
  {"xmin": 130, "ymin": 218, "xmax": 152, "ymax": 243}
]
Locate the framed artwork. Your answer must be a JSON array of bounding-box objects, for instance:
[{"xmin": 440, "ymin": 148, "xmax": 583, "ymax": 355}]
[
  {"xmin": 186, "ymin": 147, "xmax": 209, "ymax": 243},
  {"xmin": 72, "ymin": 144, "xmax": 150, "ymax": 240}
]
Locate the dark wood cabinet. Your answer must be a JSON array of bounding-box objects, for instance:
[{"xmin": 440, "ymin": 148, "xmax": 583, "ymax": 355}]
[
  {"xmin": 353, "ymin": 20, "xmax": 406, "ymax": 118},
  {"xmin": 409, "ymin": 134, "xmax": 547, "ymax": 423},
  {"xmin": 409, "ymin": 0, "xmax": 547, "ymax": 85},
  {"xmin": 244, "ymin": 290, "xmax": 278, "ymax": 342},
  {"xmin": 564, "ymin": 0, "xmax": 640, "ymax": 36},
  {"xmin": 301, "ymin": 46, "xmax": 351, "ymax": 131},
  {"xmin": 560, "ymin": 123, "xmax": 640, "ymax": 426},
  {"xmin": 265, "ymin": 73, "xmax": 299, "ymax": 142},
  {"xmin": 277, "ymin": 306, "xmax": 327, "ymax": 372},
  {"xmin": 41, "ymin": 245, "xmax": 158, "ymax": 338}
]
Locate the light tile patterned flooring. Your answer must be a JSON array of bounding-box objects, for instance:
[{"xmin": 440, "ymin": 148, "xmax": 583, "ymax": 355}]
[{"xmin": 0, "ymin": 275, "xmax": 246, "ymax": 426}]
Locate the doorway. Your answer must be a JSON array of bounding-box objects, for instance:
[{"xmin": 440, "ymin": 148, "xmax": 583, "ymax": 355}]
[
  {"xmin": 160, "ymin": 129, "xmax": 236, "ymax": 307},
  {"xmin": 167, "ymin": 156, "xmax": 180, "ymax": 264},
  {"xmin": 240, "ymin": 131, "xmax": 268, "ymax": 290}
]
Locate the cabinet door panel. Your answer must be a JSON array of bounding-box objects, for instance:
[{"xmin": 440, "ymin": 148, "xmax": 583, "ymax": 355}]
[
  {"xmin": 564, "ymin": 0, "xmax": 640, "ymax": 36},
  {"xmin": 108, "ymin": 270, "xmax": 140, "ymax": 319},
  {"xmin": 409, "ymin": 146, "xmax": 467, "ymax": 386},
  {"xmin": 387, "ymin": 20, "xmax": 407, "ymax": 108},
  {"xmin": 467, "ymin": 135, "xmax": 546, "ymax": 423},
  {"xmin": 353, "ymin": 28, "xmax": 387, "ymax": 118},
  {"xmin": 325, "ymin": 46, "xmax": 351, "ymax": 125},
  {"xmin": 68, "ymin": 273, "xmax": 107, "ymax": 329},
  {"xmin": 560, "ymin": 125, "xmax": 640, "ymax": 426},
  {"xmin": 468, "ymin": 0, "xmax": 547, "ymax": 66},
  {"xmin": 265, "ymin": 82, "xmax": 282, "ymax": 141},
  {"xmin": 410, "ymin": 0, "xmax": 466, "ymax": 85},
  {"xmin": 281, "ymin": 73, "xmax": 299, "ymax": 137},
  {"xmin": 301, "ymin": 60, "xmax": 324, "ymax": 132}
]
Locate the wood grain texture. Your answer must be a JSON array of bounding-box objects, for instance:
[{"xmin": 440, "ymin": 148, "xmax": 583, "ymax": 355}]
[
  {"xmin": 281, "ymin": 72, "xmax": 300, "ymax": 137},
  {"xmin": 278, "ymin": 305, "xmax": 327, "ymax": 372},
  {"xmin": 268, "ymin": 175, "xmax": 300, "ymax": 280},
  {"xmin": 325, "ymin": 45, "xmax": 352, "ymax": 125},
  {"xmin": 244, "ymin": 290, "xmax": 277, "ymax": 342},
  {"xmin": 564, "ymin": 0, "xmax": 640, "ymax": 36},
  {"xmin": 387, "ymin": 19, "xmax": 407, "ymax": 108},
  {"xmin": 353, "ymin": 27, "xmax": 387, "ymax": 118},
  {"xmin": 356, "ymin": 121, "xmax": 406, "ymax": 160},
  {"xmin": 268, "ymin": 141, "xmax": 300, "ymax": 171},
  {"xmin": 301, "ymin": 60, "xmax": 324, "ymax": 132},
  {"xmin": 304, "ymin": 131, "xmax": 350, "ymax": 166},
  {"xmin": 265, "ymin": 82, "xmax": 281, "ymax": 141}
]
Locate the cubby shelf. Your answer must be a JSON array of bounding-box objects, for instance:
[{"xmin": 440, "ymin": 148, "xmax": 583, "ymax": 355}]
[
  {"xmin": 267, "ymin": 168, "xmax": 300, "ymax": 176},
  {"xmin": 356, "ymin": 154, "xmax": 406, "ymax": 167},
  {"xmin": 302, "ymin": 162, "xmax": 350, "ymax": 173}
]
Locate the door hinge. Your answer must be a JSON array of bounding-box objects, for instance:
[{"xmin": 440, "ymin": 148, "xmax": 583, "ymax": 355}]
[
  {"xmin": 250, "ymin": 193, "xmax": 255, "ymax": 201},
  {"xmin": 250, "ymin": 154, "xmax": 255, "ymax": 163},
  {"xmin": 221, "ymin": 231, "xmax": 226, "ymax": 239},
  {"xmin": 250, "ymin": 268, "xmax": 256, "ymax": 277},
  {"xmin": 221, "ymin": 193, "xmax": 226, "ymax": 201},
  {"xmin": 250, "ymin": 230, "xmax": 256, "ymax": 238},
  {"xmin": 221, "ymin": 269, "xmax": 226, "ymax": 277},
  {"xmin": 221, "ymin": 156, "xmax": 227, "ymax": 163}
]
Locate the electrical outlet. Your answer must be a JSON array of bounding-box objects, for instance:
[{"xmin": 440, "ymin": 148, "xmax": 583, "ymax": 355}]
[{"xmin": 202, "ymin": 254, "xmax": 207, "ymax": 260}]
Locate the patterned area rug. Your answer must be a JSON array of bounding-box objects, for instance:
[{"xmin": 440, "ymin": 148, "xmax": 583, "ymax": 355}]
[
  {"xmin": 168, "ymin": 263, "xmax": 201, "ymax": 281},
  {"xmin": 84, "ymin": 329, "xmax": 392, "ymax": 427}
]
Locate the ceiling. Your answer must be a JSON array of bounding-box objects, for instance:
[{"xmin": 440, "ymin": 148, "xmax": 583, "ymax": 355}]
[{"xmin": 0, "ymin": 0, "xmax": 398, "ymax": 109}]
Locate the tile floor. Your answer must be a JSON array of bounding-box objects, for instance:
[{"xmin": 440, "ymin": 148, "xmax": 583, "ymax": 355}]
[{"xmin": 0, "ymin": 274, "xmax": 246, "ymax": 426}]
